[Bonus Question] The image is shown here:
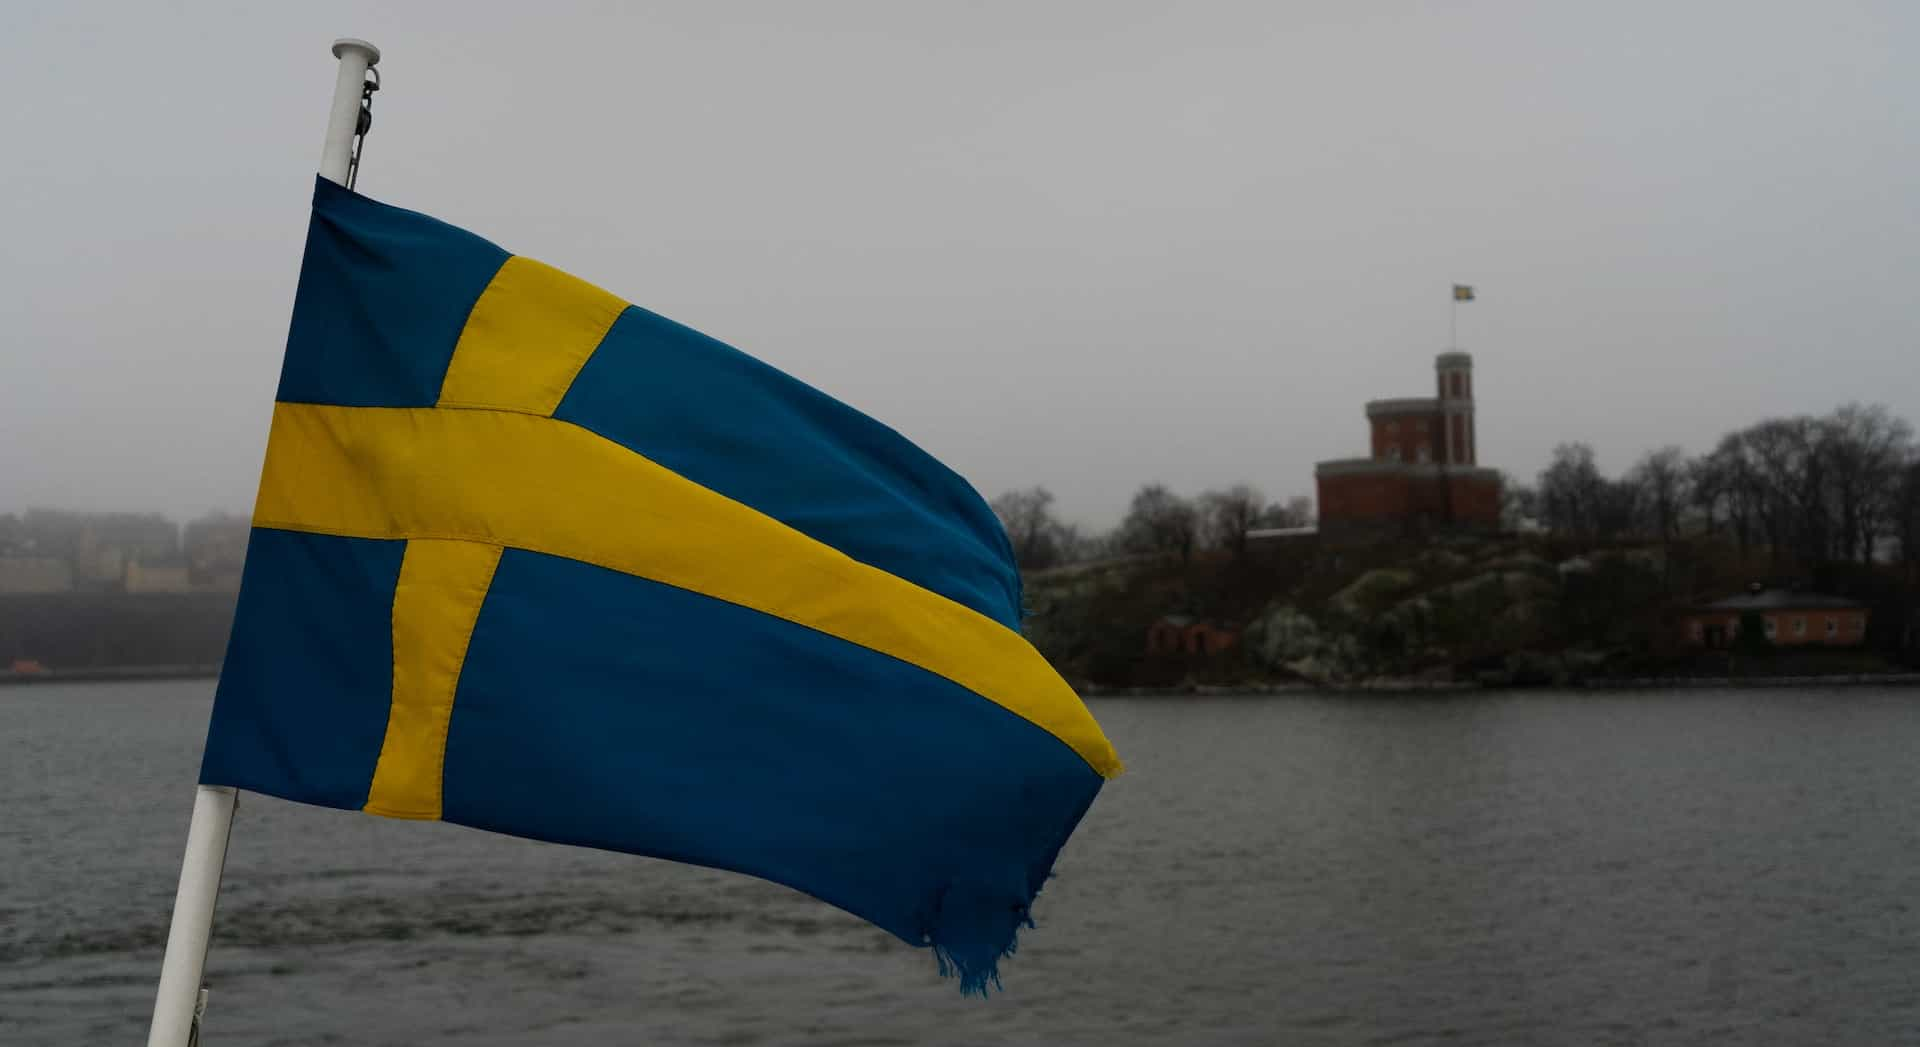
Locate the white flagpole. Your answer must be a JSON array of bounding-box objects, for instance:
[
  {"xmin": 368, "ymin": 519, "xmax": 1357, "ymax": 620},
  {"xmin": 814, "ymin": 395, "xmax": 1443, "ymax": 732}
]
[
  {"xmin": 146, "ymin": 37, "xmax": 380, "ymax": 1047},
  {"xmin": 146, "ymin": 785, "xmax": 236, "ymax": 1047}
]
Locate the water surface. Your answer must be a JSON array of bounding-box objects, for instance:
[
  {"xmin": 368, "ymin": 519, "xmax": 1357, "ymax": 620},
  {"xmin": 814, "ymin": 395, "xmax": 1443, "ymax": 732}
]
[{"xmin": 6, "ymin": 681, "xmax": 1920, "ymax": 1045}]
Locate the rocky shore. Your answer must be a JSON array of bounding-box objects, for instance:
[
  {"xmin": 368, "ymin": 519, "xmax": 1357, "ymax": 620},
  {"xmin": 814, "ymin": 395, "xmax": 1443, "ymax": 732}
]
[{"xmin": 1025, "ymin": 535, "xmax": 1918, "ymax": 690}]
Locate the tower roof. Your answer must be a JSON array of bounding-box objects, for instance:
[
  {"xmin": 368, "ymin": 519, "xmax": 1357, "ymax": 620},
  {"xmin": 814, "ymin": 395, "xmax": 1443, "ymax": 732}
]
[{"xmin": 1365, "ymin": 397, "xmax": 1440, "ymax": 418}]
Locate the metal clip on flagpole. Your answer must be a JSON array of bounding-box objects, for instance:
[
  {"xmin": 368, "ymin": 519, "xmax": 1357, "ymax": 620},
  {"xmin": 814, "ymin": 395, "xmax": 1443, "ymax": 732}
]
[{"xmin": 145, "ymin": 37, "xmax": 380, "ymax": 1047}]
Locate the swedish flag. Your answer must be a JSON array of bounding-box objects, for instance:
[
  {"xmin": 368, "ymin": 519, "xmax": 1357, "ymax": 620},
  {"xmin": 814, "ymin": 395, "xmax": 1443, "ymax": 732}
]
[
  {"xmin": 1452, "ymin": 284, "xmax": 1475, "ymax": 302},
  {"xmin": 201, "ymin": 177, "xmax": 1121, "ymax": 992}
]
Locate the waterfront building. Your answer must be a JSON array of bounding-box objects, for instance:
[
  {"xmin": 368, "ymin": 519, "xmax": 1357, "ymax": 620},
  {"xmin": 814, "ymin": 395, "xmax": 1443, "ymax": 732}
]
[
  {"xmin": 1146, "ymin": 615, "xmax": 1239, "ymax": 656},
  {"xmin": 1680, "ymin": 588, "xmax": 1870, "ymax": 649},
  {"xmin": 124, "ymin": 560, "xmax": 194, "ymax": 594},
  {"xmin": 184, "ymin": 512, "xmax": 251, "ymax": 590}
]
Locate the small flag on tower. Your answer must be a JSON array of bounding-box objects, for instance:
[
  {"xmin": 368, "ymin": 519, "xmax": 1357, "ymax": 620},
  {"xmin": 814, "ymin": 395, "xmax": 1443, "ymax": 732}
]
[{"xmin": 1453, "ymin": 284, "xmax": 1475, "ymax": 302}]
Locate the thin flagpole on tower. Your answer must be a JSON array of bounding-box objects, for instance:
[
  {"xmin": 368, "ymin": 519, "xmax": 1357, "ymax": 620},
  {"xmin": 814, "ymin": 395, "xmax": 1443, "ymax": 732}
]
[
  {"xmin": 145, "ymin": 37, "xmax": 380, "ymax": 1047},
  {"xmin": 1449, "ymin": 283, "xmax": 1473, "ymax": 349}
]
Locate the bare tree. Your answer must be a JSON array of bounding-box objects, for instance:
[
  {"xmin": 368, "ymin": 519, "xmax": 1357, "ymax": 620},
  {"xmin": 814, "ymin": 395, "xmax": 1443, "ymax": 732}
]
[
  {"xmin": 1824, "ymin": 403, "xmax": 1913, "ymax": 564},
  {"xmin": 1687, "ymin": 405, "xmax": 1912, "ymax": 568},
  {"xmin": 1896, "ymin": 458, "xmax": 1920, "ymax": 583},
  {"xmin": 1626, "ymin": 446, "xmax": 1692, "ymax": 544},
  {"xmin": 1687, "ymin": 453, "xmax": 1724, "ymax": 538},
  {"xmin": 1494, "ymin": 472, "xmax": 1539, "ymax": 531},
  {"xmin": 1538, "ymin": 443, "xmax": 1606, "ymax": 538},
  {"xmin": 1740, "ymin": 417, "xmax": 1827, "ymax": 567},
  {"xmin": 1199, "ymin": 484, "xmax": 1265, "ymax": 558},
  {"xmin": 1697, "ymin": 431, "xmax": 1768, "ymax": 558},
  {"xmin": 1249, "ymin": 495, "xmax": 1313, "ymax": 530},
  {"xmin": 990, "ymin": 486, "xmax": 1065, "ymax": 570},
  {"xmin": 1596, "ymin": 478, "xmax": 1640, "ymax": 539},
  {"xmin": 1059, "ymin": 523, "xmax": 1114, "ymax": 565},
  {"xmin": 1119, "ymin": 484, "xmax": 1199, "ymax": 563}
]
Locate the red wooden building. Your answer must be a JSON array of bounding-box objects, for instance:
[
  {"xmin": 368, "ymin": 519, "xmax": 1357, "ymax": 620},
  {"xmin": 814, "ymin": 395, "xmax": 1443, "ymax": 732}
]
[
  {"xmin": 1680, "ymin": 589, "xmax": 1870, "ymax": 649},
  {"xmin": 1146, "ymin": 615, "xmax": 1240, "ymax": 657}
]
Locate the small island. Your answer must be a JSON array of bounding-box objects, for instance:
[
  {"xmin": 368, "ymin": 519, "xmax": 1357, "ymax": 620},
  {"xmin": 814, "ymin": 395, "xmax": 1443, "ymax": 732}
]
[{"xmin": 994, "ymin": 354, "xmax": 1920, "ymax": 692}]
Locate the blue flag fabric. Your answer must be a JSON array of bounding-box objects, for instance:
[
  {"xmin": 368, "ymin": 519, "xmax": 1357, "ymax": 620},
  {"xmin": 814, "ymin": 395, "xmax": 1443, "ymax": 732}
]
[{"xmin": 200, "ymin": 177, "xmax": 1121, "ymax": 993}]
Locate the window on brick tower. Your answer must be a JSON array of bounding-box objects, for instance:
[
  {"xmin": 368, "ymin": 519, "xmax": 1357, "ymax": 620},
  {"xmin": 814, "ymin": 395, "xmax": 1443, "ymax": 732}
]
[
  {"xmin": 1417, "ymin": 444, "xmax": 1430, "ymax": 463},
  {"xmin": 1387, "ymin": 445, "xmax": 1402, "ymax": 461}
]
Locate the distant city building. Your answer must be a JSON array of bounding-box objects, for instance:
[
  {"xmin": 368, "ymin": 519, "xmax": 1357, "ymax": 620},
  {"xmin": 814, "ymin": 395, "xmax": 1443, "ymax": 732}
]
[
  {"xmin": 1315, "ymin": 352, "xmax": 1502, "ymax": 539},
  {"xmin": 125, "ymin": 560, "xmax": 194, "ymax": 593},
  {"xmin": 74, "ymin": 514, "xmax": 178, "ymax": 570},
  {"xmin": 1681, "ymin": 589, "xmax": 1870, "ymax": 649},
  {"xmin": 14, "ymin": 510, "xmax": 181, "ymax": 591},
  {"xmin": 184, "ymin": 513, "xmax": 250, "ymax": 591},
  {"xmin": 0, "ymin": 511, "xmax": 247, "ymax": 594},
  {"xmin": 0, "ymin": 557, "xmax": 75, "ymax": 594},
  {"xmin": 75, "ymin": 544, "xmax": 126, "ymax": 588}
]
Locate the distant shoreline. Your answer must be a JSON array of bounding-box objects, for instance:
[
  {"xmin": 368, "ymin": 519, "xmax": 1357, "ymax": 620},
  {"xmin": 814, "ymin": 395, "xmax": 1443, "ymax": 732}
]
[
  {"xmin": 1082, "ymin": 673, "xmax": 1920, "ymax": 697},
  {"xmin": 0, "ymin": 664, "xmax": 220, "ymax": 686},
  {"xmin": 7, "ymin": 666, "xmax": 1918, "ymax": 693},
  {"xmin": 1577, "ymin": 672, "xmax": 1920, "ymax": 690}
]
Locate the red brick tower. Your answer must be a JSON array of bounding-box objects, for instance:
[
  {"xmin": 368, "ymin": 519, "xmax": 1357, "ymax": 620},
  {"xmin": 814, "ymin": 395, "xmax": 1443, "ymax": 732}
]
[
  {"xmin": 1436, "ymin": 351, "xmax": 1475, "ymax": 466},
  {"xmin": 1314, "ymin": 352, "xmax": 1501, "ymax": 540}
]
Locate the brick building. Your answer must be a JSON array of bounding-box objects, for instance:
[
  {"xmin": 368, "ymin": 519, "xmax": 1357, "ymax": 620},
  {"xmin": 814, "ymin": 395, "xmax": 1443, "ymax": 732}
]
[
  {"xmin": 1146, "ymin": 616, "xmax": 1239, "ymax": 657},
  {"xmin": 1315, "ymin": 352, "xmax": 1502, "ymax": 539}
]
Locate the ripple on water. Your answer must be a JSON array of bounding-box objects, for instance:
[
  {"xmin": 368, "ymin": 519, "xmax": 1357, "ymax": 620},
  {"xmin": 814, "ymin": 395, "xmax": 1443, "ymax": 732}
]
[{"xmin": 11, "ymin": 685, "xmax": 1920, "ymax": 1045}]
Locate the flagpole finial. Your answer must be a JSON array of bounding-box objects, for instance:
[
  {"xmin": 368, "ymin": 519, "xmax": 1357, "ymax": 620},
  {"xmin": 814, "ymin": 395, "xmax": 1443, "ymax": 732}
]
[
  {"xmin": 331, "ymin": 38, "xmax": 381, "ymax": 66},
  {"xmin": 320, "ymin": 38, "xmax": 382, "ymax": 186}
]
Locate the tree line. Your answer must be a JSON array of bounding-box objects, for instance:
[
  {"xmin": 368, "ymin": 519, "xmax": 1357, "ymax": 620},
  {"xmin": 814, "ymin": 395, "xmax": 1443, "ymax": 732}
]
[
  {"xmin": 1515, "ymin": 403, "xmax": 1920, "ymax": 571},
  {"xmin": 993, "ymin": 401, "xmax": 1920, "ymax": 576},
  {"xmin": 990, "ymin": 484, "xmax": 1311, "ymax": 571}
]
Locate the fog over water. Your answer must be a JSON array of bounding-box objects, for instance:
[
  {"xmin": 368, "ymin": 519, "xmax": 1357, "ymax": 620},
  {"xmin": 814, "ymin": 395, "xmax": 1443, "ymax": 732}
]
[{"xmin": 4, "ymin": 2, "xmax": 1917, "ymax": 527}]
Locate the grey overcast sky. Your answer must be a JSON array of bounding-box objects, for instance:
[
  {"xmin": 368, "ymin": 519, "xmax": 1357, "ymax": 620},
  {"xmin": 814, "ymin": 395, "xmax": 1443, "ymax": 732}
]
[{"xmin": 4, "ymin": 2, "xmax": 1916, "ymax": 529}]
